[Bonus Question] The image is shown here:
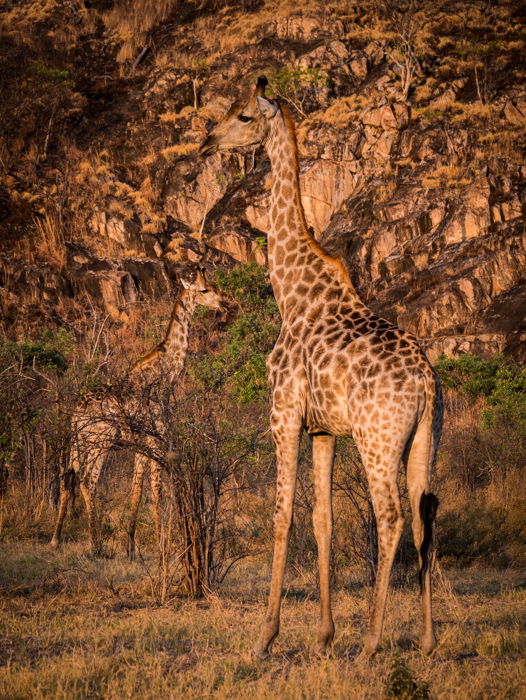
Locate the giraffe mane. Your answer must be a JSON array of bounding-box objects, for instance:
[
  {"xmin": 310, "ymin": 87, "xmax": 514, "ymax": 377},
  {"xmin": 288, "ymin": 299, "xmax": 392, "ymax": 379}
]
[{"xmin": 280, "ymin": 102, "xmax": 354, "ymax": 290}]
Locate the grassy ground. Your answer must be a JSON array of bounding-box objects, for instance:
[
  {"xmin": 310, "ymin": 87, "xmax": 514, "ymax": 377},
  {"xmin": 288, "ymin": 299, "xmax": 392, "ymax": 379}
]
[{"xmin": 0, "ymin": 542, "xmax": 524, "ymax": 699}]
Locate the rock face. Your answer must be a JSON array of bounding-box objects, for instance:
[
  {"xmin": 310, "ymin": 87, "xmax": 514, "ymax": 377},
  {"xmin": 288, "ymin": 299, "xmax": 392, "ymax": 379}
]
[{"xmin": 1, "ymin": 1, "xmax": 525, "ymax": 361}]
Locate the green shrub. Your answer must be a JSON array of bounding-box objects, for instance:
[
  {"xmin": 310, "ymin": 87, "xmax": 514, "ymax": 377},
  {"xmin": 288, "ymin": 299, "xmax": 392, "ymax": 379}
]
[
  {"xmin": 436, "ymin": 353, "xmax": 504, "ymax": 395},
  {"xmin": 216, "ymin": 262, "xmax": 272, "ymax": 305},
  {"xmin": 29, "ymin": 60, "xmax": 74, "ymax": 87},
  {"xmin": 266, "ymin": 66, "xmax": 328, "ymax": 117},
  {"xmin": 436, "ymin": 353, "xmax": 526, "ymax": 434},
  {"xmin": 1, "ymin": 328, "xmax": 75, "ymax": 372},
  {"xmin": 267, "ymin": 66, "xmax": 328, "ymax": 96},
  {"xmin": 384, "ymin": 652, "xmax": 431, "ymax": 699},
  {"xmin": 483, "ymin": 365, "xmax": 526, "ymax": 434},
  {"xmin": 436, "ymin": 353, "xmax": 526, "ymax": 567},
  {"xmin": 194, "ymin": 264, "xmax": 279, "ymax": 404}
]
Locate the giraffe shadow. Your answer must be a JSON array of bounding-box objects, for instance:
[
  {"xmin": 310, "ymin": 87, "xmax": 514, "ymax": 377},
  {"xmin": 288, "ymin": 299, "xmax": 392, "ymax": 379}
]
[
  {"xmin": 332, "ymin": 642, "xmax": 363, "ymax": 661},
  {"xmin": 282, "ymin": 587, "xmax": 315, "ymax": 602},
  {"xmin": 392, "ymin": 634, "xmax": 418, "ymax": 652}
]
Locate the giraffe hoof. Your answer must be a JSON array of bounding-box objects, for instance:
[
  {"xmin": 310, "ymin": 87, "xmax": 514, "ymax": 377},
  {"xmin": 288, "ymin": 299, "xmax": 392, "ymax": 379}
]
[
  {"xmin": 252, "ymin": 637, "xmax": 273, "ymax": 659},
  {"xmin": 315, "ymin": 633, "xmax": 334, "ymax": 657},
  {"xmin": 356, "ymin": 637, "xmax": 378, "ymax": 664},
  {"xmin": 252, "ymin": 645, "xmax": 270, "ymax": 660},
  {"xmin": 314, "ymin": 642, "xmax": 333, "ymax": 658},
  {"xmin": 356, "ymin": 648, "xmax": 374, "ymax": 665},
  {"xmin": 420, "ymin": 634, "xmax": 437, "ymax": 656},
  {"xmin": 50, "ymin": 538, "xmax": 60, "ymax": 550}
]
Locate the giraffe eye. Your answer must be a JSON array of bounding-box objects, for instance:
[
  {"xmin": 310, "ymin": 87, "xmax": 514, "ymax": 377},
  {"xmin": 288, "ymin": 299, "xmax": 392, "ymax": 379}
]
[{"xmin": 238, "ymin": 115, "xmax": 252, "ymax": 123}]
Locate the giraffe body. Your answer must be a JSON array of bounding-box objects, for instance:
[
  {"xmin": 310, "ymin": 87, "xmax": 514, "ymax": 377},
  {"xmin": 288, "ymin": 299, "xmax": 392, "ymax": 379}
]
[
  {"xmin": 199, "ymin": 78, "xmax": 442, "ymax": 658},
  {"xmin": 50, "ymin": 269, "xmax": 223, "ymax": 557}
]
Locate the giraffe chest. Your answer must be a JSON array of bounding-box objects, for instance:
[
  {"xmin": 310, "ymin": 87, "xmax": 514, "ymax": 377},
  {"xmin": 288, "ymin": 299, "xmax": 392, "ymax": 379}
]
[
  {"xmin": 304, "ymin": 357, "xmax": 354, "ymax": 436},
  {"xmin": 268, "ymin": 331, "xmax": 355, "ymax": 435}
]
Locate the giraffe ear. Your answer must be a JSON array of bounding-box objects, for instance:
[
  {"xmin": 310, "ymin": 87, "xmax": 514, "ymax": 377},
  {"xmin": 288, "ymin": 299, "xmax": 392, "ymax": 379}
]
[
  {"xmin": 195, "ymin": 267, "xmax": 207, "ymax": 288},
  {"xmin": 256, "ymin": 95, "xmax": 278, "ymax": 119},
  {"xmin": 180, "ymin": 277, "xmax": 191, "ymax": 289}
]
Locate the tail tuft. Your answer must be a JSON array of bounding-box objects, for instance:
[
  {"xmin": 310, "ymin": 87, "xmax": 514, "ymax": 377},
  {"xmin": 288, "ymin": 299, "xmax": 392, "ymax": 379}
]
[{"xmin": 418, "ymin": 492, "xmax": 439, "ymax": 591}]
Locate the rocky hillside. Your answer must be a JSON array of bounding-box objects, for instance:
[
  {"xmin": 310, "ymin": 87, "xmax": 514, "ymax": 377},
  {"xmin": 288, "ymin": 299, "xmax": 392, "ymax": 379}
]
[{"xmin": 1, "ymin": 0, "xmax": 525, "ymax": 361}]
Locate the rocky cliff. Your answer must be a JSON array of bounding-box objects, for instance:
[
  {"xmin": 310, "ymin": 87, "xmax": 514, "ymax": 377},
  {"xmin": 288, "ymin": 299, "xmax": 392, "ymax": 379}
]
[{"xmin": 1, "ymin": 0, "xmax": 525, "ymax": 361}]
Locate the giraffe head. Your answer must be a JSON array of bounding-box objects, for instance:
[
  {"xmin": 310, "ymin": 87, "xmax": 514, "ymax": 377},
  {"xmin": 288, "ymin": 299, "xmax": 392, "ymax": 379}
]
[
  {"xmin": 199, "ymin": 76, "xmax": 279, "ymax": 156},
  {"xmin": 180, "ymin": 267, "xmax": 224, "ymax": 311}
]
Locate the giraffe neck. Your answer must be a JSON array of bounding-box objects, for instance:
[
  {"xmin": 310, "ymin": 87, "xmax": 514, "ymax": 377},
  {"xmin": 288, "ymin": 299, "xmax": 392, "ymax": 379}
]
[
  {"xmin": 263, "ymin": 106, "xmax": 360, "ymax": 318},
  {"xmin": 131, "ymin": 290, "xmax": 197, "ymax": 384},
  {"xmin": 162, "ymin": 290, "xmax": 197, "ymax": 381}
]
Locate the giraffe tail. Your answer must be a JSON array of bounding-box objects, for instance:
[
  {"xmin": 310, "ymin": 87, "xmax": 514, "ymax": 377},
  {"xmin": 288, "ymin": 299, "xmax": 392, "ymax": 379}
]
[{"xmin": 418, "ymin": 492, "xmax": 439, "ymax": 591}]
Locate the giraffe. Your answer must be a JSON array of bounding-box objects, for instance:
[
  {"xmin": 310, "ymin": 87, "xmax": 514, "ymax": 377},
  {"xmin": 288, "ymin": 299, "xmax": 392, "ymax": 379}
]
[
  {"xmin": 50, "ymin": 268, "xmax": 223, "ymax": 557},
  {"xmin": 199, "ymin": 77, "xmax": 442, "ymax": 659}
]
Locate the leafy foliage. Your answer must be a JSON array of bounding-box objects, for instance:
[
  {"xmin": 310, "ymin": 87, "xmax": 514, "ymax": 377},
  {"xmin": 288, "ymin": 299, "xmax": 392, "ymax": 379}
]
[
  {"xmin": 193, "ymin": 264, "xmax": 279, "ymax": 404},
  {"xmin": 267, "ymin": 66, "xmax": 328, "ymax": 117},
  {"xmin": 267, "ymin": 66, "xmax": 328, "ymax": 95},
  {"xmin": 29, "ymin": 60, "xmax": 75, "ymax": 87},
  {"xmin": 1, "ymin": 328, "xmax": 75, "ymax": 372},
  {"xmin": 436, "ymin": 353, "xmax": 526, "ymax": 434}
]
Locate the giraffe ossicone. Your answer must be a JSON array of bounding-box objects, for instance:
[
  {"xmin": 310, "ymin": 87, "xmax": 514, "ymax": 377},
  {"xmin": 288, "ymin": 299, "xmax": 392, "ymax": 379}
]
[
  {"xmin": 50, "ymin": 267, "xmax": 223, "ymax": 559},
  {"xmin": 200, "ymin": 77, "xmax": 442, "ymax": 659}
]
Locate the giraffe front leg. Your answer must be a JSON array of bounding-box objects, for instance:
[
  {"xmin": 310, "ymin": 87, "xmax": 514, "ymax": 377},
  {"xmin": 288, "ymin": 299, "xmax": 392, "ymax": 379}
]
[
  {"xmin": 312, "ymin": 434, "xmax": 336, "ymax": 654},
  {"xmin": 253, "ymin": 411, "xmax": 301, "ymax": 658},
  {"xmin": 128, "ymin": 453, "xmax": 146, "ymax": 560}
]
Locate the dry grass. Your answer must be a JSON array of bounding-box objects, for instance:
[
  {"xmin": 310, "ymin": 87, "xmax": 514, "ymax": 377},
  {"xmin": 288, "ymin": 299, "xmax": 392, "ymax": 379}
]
[
  {"xmin": 159, "ymin": 106, "xmax": 195, "ymax": 124},
  {"xmin": 0, "ymin": 541, "xmax": 524, "ymax": 699},
  {"xmin": 160, "ymin": 143, "xmax": 197, "ymax": 160},
  {"xmin": 30, "ymin": 207, "xmax": 66, "ymax": 271},
  {"xmin": 422, "ymin": 165, "xmax": 471, "ymax": 189},
  {"xmin": 104, "ymin": 0, "xmax": 181, "ymax": 63}
]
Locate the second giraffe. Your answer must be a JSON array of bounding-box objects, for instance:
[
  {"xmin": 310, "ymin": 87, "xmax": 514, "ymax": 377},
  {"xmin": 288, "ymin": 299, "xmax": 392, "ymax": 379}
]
[{"xmin": 50, "ymin": 268, "xmax": 223, "ymax": 558}]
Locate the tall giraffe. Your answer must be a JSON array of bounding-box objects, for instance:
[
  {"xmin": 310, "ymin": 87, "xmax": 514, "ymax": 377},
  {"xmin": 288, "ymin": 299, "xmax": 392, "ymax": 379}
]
[
  {"xmin": 199, "ymin": 77, "xmax": 442, "ymax": 658},
  {"xmin": 50, "ymin": 268, "xmax": 223, "ymax": 557}
]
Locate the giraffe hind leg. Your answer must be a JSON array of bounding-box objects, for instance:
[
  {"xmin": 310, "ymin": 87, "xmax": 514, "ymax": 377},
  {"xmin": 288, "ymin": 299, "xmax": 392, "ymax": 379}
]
[
  {"xmin": 128, "ymin": 453, "xmax": 146, "ymax": 560},
  {"xmin": 359, "ymin": 469, "xmax": 404, "ymax": 658},
  {"xmin": 50, "ymin": 470, "xmax": 75, "ymax": 548},
  {"xmin": 312, "ymin": 434, "xmax": 336, "ymax": 654},
  {"xmin": 79, "ymin": 480, "xmax": 102, "ymax": 557},
  {"xmin": 79, "ymin": 445, "xmax": 108, "ymax": 557},
  {"xmin": 150, "ymin": 461, "xmax": 162, "ymax": 559},
  {"xmin": 406, "ymin": 407, "xmax": 440, "ymax": 655}
]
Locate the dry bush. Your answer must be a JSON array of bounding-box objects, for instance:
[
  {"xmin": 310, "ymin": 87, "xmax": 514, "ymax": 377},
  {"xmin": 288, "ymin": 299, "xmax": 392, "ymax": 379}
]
[
  {"xmin": 108, "ymin": 374, "xmax": 271, "ymax": 597},
  {"xmin": 436, "ymin": 384, "xmax": 526, "ymax": 567}
]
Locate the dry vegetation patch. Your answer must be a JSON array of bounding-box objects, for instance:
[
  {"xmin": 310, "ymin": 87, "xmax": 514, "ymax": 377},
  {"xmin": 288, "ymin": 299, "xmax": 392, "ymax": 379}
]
[{"xmin": 1, "ymin": 544, "xmax": 525, "ymax": 699}]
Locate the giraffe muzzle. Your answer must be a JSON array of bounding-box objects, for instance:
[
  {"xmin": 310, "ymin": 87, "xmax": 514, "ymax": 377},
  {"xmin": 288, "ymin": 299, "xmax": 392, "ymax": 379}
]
[{"xmin": 198, "ymin": 137, "xmax": 218, "ymax": 157}]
